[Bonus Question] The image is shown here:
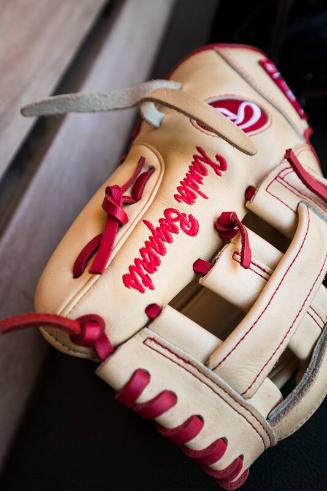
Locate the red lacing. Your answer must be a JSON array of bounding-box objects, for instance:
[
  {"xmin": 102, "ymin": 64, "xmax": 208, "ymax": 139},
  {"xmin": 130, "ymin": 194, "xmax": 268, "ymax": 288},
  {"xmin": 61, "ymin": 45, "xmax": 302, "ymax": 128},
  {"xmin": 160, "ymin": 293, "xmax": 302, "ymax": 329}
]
[
  {"xmin": 193, "ymin": 211, "xmax": 251, "ymax": 276},
  {"xmin": 215, "ymin": 212, "xmax": 251, "ymax": 269},
  {"xmin": 285, "ymin": 148, "xmax": 327, "ymax": 203},
  {"xmin": 115, "ymin": 368, "xmax": 249, "ymax": 490},
  {"xmin": 244, "ymin": 185, "xmax": 256, "ymax": 202},
  {"xmin": 145, "ymin": 303, "xmax": 163, "ymax": 320},
  {"xmin": 73, "ymin": 157, "xmax": 154, "ymax": 278},
  {"xmin": 0, "ymin": 313, "xmax": 113, "ymax": 361},
  {"xmin": 193, "ymin": 258, "xmax": 214, "ymax": 276}
]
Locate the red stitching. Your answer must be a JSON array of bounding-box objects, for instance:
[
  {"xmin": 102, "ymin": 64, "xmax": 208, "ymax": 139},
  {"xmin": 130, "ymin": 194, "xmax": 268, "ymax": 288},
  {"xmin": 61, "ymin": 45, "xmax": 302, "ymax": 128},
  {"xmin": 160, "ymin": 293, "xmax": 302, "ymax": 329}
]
[
  {"xmin": 143, "ymin": 337, "xmax": 269, "ymax": 449},
  {"xmin": 265, "ymin": 166, "xmax": 296, "ymax": 212},
  {"xmin": 278, "ymin": 176, "xmax": 325, "ymax": 210},
  {"xmin": 212, "ymin": 207, "xmax": 311, "ymax": 371},
  {"xmin": 251, "ymin": 262, "xmax": 271, "ymax": 276},
  {"xmin": 247, "ymin": 265, "xmax": 268, "ymax": 281},
  {"xmin": 265, "ymin": 166, "xmax": 293, "ymax": 189},
  {"xmin": 242, "ymin": 252, "xmax": 327, "ymax": 395},
  {"xmin": 264, "ymin": 157, "xmax": 327, "ymax": 214},
  {"xmin": 266, "ymin": 188, "xmax": 295, "ymax": 212},
  {"xmin": 234, "ymin": 254, "xmax": 324, "ymax": 332},
  {"xmin": 233, "ymin": 252, "xmax": 271, "ymax": 280}
]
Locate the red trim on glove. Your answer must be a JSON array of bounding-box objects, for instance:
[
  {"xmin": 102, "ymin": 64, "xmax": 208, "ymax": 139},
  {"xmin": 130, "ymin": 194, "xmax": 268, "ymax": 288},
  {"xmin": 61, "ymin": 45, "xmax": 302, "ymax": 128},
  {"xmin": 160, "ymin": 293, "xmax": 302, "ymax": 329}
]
[
  {"xmin": 0, "ymin": 312, "xmax": 113, "ymax": 361},
  {"xmin": 285, "ymin": 148, "xmax": 327, "ymax": 203}
]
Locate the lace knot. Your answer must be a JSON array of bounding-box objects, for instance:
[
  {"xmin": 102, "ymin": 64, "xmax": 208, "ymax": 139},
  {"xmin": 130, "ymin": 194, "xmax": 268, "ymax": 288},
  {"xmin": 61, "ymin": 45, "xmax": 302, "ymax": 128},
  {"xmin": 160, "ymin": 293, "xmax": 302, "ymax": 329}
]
[
  {"xmin": 73, "ymin": 156, "xmax": 153, "ymax": 278},
  {"xmin": 0, "ymin": 312, "xmax": 113, "ymax": 362},
  {"xmin": 73, "ymin": 314, "xmax": 114, "ymax": 360},
  {"xmin": 102, "ymin": 185, "xmax": 128, "ymax": 225},
  {"xmin": 216, "ymin": 211, "xmax": 251, "ymax": 269},
  {"xmin": 216, "ymin": 211, "xmax": 241, "ymax": 240}
]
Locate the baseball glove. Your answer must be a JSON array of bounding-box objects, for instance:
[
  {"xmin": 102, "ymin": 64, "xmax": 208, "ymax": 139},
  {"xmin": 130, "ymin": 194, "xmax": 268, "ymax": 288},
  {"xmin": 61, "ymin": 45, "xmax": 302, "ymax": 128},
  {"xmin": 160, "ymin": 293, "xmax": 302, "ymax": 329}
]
[{"xmin": 1, "ymin": 44, "xmax": 327, "ymax": 490}]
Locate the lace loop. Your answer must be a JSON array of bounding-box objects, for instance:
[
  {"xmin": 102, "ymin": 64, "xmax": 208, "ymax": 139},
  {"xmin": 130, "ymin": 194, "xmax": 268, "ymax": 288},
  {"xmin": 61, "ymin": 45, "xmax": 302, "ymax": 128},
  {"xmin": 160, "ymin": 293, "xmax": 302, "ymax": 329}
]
[
  {"xmin": 102, "ymin": 186, "xmax": 128, "ymax": 225},
  {"xmin": 216, "ymin": 211, "xmax": 251, "ymax": 269},
  {"xmin": 0, "ymin": 313, "xmax": 113, "ymax": 361},
  {"xmin": 285, "ymin": 148, "xmax": 327, "ymax": 202},
  {"xmin": 116, "ymin": 369, "xmax": 249, "ymax": 489},
  {"xmin": 73, "ymin": 157, "xmax": 153, "ymax": 278},
  {"xmin": 73, "ymin": 314, "xmax": 114, "ymax": 360}
]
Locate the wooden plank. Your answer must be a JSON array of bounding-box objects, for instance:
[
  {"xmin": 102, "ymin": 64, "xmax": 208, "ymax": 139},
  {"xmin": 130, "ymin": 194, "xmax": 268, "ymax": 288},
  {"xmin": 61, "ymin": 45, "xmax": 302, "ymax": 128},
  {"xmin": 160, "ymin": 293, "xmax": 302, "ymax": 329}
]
[
  {"xmin": 0, "ymin": 0, "xmax": 175, "ymax": 469},
  {"xmin": 0, "ymin": 0, "xmax": 107, "ymax": 179}
]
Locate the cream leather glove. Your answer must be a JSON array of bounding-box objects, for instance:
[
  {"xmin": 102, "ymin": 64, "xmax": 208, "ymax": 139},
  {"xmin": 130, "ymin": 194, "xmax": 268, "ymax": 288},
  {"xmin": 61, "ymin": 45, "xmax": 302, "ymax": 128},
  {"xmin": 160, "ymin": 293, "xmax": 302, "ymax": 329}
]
[{"xmin": 1, "ymin": 44, "xmax": 326, "ymax": 490}]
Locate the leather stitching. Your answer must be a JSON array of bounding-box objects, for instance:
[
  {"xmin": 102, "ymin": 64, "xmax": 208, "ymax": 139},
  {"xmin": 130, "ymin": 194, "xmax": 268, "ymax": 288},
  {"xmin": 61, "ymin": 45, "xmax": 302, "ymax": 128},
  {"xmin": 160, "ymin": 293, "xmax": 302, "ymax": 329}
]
[
  {"xmin": 309, "ymin": 305, "xmax": 325, "ymax": 326},
  {"xmin": 242, "ymin": 251, "xmax": 327, "ymax": 396},
  {"xmin": 212, "ymin": 206, "xmax": 311, "ymax": 372},
  {"xmin": 64, "ymin": 143, "xmax": 165, "ymax": 314},
  {"xmin": 143, "ymin": 336, "xmax": 270, "ymax": 449},
  {"xmin": 216, "ymin": 50, "xmax": 305, "ymax": 139},
  {"xmin": 265, "ymin": 155, "xmax": 326, "ymax": 214},
  {"xmin": 278, "ymin": 177, "xmax": 326, "ymax": 210},
  {"xmin": 43, "ymin": 144, "xmax": 164, "ymax": 355},
  {"xmin": 265, "ymin": 168, "xmax": 296, "ymax": 212},
  {"xmin": 232, "ymin": 251, "xmax": 270, "ymax": 280},
  {"xmin": 307, "ymin": 311, "xmax": 324, "ymax": 331},
  {"xmin": 234, "ymin": 252, "xmax": 324, "ymax": 331}
]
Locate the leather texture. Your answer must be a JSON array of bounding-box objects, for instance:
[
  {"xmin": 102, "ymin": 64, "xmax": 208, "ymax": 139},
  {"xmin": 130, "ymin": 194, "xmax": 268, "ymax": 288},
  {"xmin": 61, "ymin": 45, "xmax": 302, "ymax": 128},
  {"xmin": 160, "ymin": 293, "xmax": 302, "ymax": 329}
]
[{"xmin": 33, "ymin": 44, "xmax": 327, "ymax": 487}]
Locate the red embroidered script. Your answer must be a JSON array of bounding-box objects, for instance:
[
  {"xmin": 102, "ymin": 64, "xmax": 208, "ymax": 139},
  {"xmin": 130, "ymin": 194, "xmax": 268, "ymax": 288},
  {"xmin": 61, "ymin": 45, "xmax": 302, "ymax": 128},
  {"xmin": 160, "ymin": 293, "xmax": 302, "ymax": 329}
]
[
  {"xmin": 122, "ymin": 146, "xmax": 227, "ymax": 293},
  {"xmin": 174, "ymin": 146, "xmax": 227, "ymax": 205}
]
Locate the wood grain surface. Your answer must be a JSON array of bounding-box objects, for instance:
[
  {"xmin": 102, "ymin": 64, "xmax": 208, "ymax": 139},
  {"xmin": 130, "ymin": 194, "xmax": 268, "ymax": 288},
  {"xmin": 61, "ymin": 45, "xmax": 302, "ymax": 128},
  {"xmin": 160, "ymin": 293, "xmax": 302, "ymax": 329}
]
[
  {"xmin": 0, "ymin": 0, "xmax": 107, "ymax": 178},
  {"xmin": 0, "ymin": 0, "xmax": 175, "ymax": 469}
]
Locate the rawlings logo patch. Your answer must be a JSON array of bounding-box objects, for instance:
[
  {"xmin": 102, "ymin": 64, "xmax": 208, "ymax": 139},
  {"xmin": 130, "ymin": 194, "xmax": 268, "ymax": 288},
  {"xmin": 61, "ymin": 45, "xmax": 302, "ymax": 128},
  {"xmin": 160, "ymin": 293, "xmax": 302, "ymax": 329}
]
[
  {"xmin": 194, "ymin": 97, "xmax": 269, "ymax": 135},
  {"xmin": 122, "ymin": 146, "xmax": 227, "ymax": 293}
]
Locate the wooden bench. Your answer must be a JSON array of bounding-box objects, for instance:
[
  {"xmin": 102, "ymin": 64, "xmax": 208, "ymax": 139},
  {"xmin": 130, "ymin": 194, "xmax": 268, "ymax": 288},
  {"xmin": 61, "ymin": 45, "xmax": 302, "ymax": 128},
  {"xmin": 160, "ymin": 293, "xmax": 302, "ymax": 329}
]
[{"xmin": 0, "ymin": 0, "xmax": 219, "ymax": 470}]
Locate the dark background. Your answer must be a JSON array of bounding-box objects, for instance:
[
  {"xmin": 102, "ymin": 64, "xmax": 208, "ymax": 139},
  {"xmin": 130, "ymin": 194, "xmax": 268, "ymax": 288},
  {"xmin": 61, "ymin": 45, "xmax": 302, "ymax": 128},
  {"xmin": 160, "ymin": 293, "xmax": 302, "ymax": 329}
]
[{"xmin": 1, "ymin": 1, "xmax": 326, "ymax": 490}]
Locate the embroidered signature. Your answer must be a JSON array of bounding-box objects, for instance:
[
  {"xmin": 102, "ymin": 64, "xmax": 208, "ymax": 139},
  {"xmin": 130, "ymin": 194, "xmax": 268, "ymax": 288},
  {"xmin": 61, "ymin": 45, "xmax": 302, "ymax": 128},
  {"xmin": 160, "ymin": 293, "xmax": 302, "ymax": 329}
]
[{"xmin": 122, "ymin": 146, "xmax": 227, "ymax": 293}]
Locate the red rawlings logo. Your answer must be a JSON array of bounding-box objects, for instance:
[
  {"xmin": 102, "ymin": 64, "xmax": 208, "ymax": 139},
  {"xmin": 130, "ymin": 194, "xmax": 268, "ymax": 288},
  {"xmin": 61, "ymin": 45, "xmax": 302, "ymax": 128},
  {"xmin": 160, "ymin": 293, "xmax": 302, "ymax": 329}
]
[
  {"xmin": 202, "ymin": 97, "xmax": 269, "ymax": 134},
  {"xmin": 122, "ymin": 146, "xmax": 227, "ymax": 293}
]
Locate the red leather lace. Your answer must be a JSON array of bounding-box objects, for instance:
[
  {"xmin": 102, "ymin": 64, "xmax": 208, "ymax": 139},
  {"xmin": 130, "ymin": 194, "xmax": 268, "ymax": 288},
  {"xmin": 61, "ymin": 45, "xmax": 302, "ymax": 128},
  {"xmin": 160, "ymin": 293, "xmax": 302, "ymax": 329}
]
[
  {"xmin": 116, "ymin": 368, "xmax": 249, "ymax": 489},
  {"xmin": 73, "ymin": 157, "xmax": 154, "ymax": 278},
  {"xmin": 285, "ymin": 148, "xmax": 327, "ymax": 203},
  {"xmin": 193, "ymin": 211, "xmax": 251, "ymax": 276},
  {"xmin": 193, "ymin": 258, "xmax": 214, "ymax": 276},
  {"xmin": 215, "ymin": 212, "xmax": 251, "ymax": 269},
  {"xmin": 0, "ymin": 313, "xmax": 113, "ymax": 361}
]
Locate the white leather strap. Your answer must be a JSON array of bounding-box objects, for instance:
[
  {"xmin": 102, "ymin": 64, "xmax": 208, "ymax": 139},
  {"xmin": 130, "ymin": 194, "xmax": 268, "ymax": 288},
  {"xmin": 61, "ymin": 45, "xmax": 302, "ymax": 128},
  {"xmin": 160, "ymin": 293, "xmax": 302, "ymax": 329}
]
[
  {"xmin": 200, "ymin": 228, "xmax": 282, "ymax": 311},
  {"xmin": 200, "ymin": 228, "xmax": 326, "ymax": 362},
  {"xmin": 141, "ymin": 89, "xmax": 257, "ymax": 155},
  {"xmin": 207, "ymin": 202, "xmax": 327, "ymax": 398},
  {"xmin": 149, "ymin": 305, "xmax": 221, "ymax": 363},
  {"xmin": 148, "ymin": 305, "xmax": 282, "ymax": 417},
  {"xmin": 247, "ymin": 147, "xmax": 327, "ymax": 238}
]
